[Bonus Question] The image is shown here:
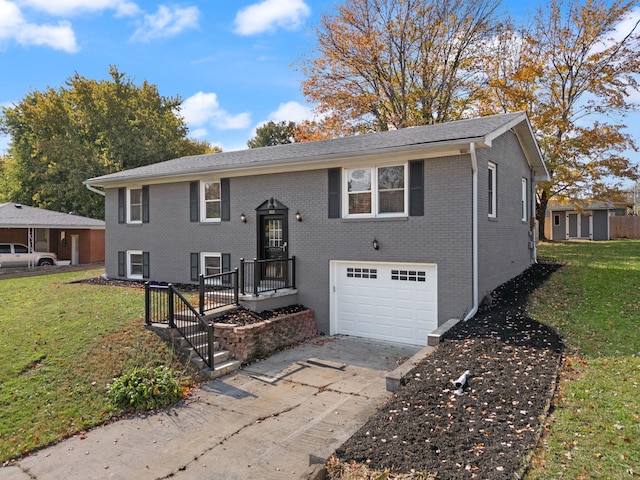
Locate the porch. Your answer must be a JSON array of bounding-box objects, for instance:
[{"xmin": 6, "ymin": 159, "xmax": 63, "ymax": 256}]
[{"xmin": 144, "ymin": 257, "xmax": 301, "ymax": 378}]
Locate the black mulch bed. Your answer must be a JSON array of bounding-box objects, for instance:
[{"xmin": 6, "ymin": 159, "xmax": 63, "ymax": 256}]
[{"xmin": 334, "ymin": 262, "xmax": 564, "ymax": 479}]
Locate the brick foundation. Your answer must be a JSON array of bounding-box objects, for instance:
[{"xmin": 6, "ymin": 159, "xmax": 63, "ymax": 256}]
[{"xmin": 214, "ymin": 310, "xmax": 316, "ymax": 364}]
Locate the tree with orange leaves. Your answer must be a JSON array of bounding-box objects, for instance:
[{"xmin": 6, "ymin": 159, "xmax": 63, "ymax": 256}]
[
  {"xmin": 476, "ymin": 0, "xmax": 640, "ymax": 237},
  {"xmin": 297, "ymin": 0, "xmax": 502, "ymax": 132}
]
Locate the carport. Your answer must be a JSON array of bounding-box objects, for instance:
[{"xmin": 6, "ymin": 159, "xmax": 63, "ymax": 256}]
[{"xmin": 0, "ymin": 202, "xmax": 105, "ymax": 266}]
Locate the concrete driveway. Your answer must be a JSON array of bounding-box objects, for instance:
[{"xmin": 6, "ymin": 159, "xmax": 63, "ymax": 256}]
[{"xmin": 2, "ymin": 336, "xmax": 423, "ymax": 480}]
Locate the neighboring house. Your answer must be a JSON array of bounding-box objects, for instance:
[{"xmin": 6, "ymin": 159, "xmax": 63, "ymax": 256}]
[
  {"xmin": 545, "ymin": 201, "xmax": 630, "ymax": 241},
  {"xmin": 84, "ymin": 112, "xmax": 548, "ymax": 346},
  {"xmin": 0, "ymin": 202, "xmax": 105, "ymax": 265}
]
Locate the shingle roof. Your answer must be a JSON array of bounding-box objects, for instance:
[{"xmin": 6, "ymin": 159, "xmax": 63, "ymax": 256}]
[
  {"xmin": 0, "ymin": 203, "xmax": 105, "ymax": 229},
  {"xmin": 85, "ymin": 112, "xmax": 548, "ymax": 186}
]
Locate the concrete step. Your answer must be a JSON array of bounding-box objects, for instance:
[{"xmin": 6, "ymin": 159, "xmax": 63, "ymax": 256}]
[
  {"xmin": 190, "ymin": 356, "xmax": 241, "ymax": 380},
  {"xmin": 183, "ymin": 346, "xmax": 230, "ymax": 364},
  {"xmin": 146, "ymin": 318, "xmax": 240, "ymax": 380},
  {"xmin": 177, "ymin": 331, "xmax": 220, "ymax": 351},
  {"xmin": 202, "ymin": 359, "xmax": 242, "ymax": 380}
]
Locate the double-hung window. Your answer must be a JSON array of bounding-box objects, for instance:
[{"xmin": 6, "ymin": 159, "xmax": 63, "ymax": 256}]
[
  {"xmin": 488, "ymin": 162, "xmax": 497, "ymax": 218},
  {"xmin": 201, "ymin": 252, "xmax": 221, "ymax": 276},
  {"xmin": 200, "ymin": 181, "xmax": 221, "ymax": 222},
  {"xmin": 521, "ymin": 178, "xmax": 527, "ymax": 222},
  {"xmin": 345, "ymin": 164, "xmax": 407, "ymax": 217},
  {"xmin": 127, "ymin": 250, "xmax": 144, "ymax": 279},
  {"xmin": 118, "ymin": 250, "xmax": 149, "ymax": 279},
  {"xmin": 119, "ymin": 186, "xmax": 148, "ymax": 224},
  {"xmin": 128, "ymin": 187, "xmax": 143, "ymax": 223}
]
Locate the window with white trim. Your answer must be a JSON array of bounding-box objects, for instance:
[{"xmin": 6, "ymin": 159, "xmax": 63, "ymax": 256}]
[
  {"xmin": 200, "ymin": 181, "xmax": 221, "ymax": 222},
  {"xmin": 488, "ymin": 162, "xmax": 497, "ymax": 218},
  {"xmin": 200, "ymin": 252, "xmax": 221, "ymax": 276},
  {"xmin": 521, "ymin": 178, "xmax": 527, "ymax": 222},
  {"xmin": 344, "ymin": 164, "xmax": 407, "ymax": 217},
  {"xmin": 128, "ymin": 187, "xmax": 142, "ymax": 223},
  {"xmin": 127, "ymin": 250, "xmax": 143, "ymax": 279}
]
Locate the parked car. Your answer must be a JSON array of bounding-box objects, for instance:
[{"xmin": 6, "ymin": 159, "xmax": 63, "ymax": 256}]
[{"xmin": 0, "ymin": 243, "xmax": 57, "ymax": 267}]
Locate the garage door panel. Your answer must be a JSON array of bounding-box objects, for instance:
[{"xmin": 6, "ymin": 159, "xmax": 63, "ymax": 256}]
[
  {"xmin": 333, "ymin": 261, "xmax": 438, "ymax": 346},
  {"xmin": 395, "ymin": 326, "xmax": 415, "ymax": 340},
  {"xmin": 395, "ymin": 307, "xmax": 416, "ymax": 320}
]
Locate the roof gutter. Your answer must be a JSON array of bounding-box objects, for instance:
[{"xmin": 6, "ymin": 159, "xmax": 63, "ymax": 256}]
[
  {"xmin": 84, "ymin": 183, "xmax": 105, "ymax": 197},
  {"xmin": 464, "ymin": 142, "xmax": 479, "ymax": 322}
]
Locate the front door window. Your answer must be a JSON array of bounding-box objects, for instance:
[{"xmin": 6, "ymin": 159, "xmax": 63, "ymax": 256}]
[{"xmin": 260, "ymin": 216, "xmax": 286, "ymax": 279}]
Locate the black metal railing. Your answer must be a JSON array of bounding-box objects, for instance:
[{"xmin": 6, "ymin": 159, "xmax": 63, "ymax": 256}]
[
  {"xmin": 198, "ymin": 269, "xmax": 239, "ymax": 315},
  {"xmin": 145, "ymin": 283, "xmax": 215, "ymax": 368},
  {"xmin": 239, "ymin": 256, "xmax": 296, "ymax": 296}
]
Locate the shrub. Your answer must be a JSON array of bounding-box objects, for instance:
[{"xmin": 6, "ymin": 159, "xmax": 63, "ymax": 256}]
[{"xmin": 107, "ymin": 366, "xmax": 184, "ymax": 412}]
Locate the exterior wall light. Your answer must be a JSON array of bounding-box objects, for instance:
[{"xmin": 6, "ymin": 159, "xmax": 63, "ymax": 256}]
[
  {"xmin": 373, "ymin": 239, "xmax": 379, "ymax": 250},
  {"xmin": 295, "ymin": 211, "xmax": 302, "ymax": 222},
  {"xmin": 240, "ymin": 213, "xmax": 247, "ymax": 223}
]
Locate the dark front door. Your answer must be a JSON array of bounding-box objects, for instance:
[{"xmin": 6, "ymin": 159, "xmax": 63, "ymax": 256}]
[{"xmin": 259, "ymin": 214, "xmax": 287, "ymax": 279}]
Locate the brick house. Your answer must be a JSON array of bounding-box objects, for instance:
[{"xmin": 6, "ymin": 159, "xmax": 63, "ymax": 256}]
[{"xmin": 85, "ymin": 112, "xmax": 548, "ymax": 346}]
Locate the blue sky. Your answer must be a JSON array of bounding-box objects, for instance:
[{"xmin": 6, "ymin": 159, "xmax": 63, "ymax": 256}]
[{"xmin": 1, "ymin": 0, "xmax": 638, "ymax": 172}]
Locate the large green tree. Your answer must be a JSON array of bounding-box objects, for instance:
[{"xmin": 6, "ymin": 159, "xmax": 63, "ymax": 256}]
[
  {"xmin": 247, "ymin": 121, "xmax": 298, "ymax": 148},
  {"xmin": 0, "ymin": 154, "xmax": 15, "ymax": 202},
  {"xmin": 1, "ymin": 66, "xmax": 208, "ymax": 219}
]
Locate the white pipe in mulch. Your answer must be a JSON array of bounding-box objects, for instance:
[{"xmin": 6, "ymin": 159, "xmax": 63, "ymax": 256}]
[{"xmin": 453, "ymin": 370, "xmax": 470, "ymax": 395}]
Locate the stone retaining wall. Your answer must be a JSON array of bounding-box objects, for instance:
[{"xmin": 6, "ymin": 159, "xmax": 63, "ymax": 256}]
[{"xmin": 215, "ymin": 310, "xmax": 316, "ymax": 364}]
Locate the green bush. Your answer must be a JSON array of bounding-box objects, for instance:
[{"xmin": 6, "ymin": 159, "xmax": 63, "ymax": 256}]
[{"xmin": 107, "ymin": 366, "xmax": 184, "ymax": 412}]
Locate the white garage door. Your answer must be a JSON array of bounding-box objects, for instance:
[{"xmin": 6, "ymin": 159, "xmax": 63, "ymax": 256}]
[{"xmin": 330, "ymin": 261, "xmax": 438, "ymax": 346}]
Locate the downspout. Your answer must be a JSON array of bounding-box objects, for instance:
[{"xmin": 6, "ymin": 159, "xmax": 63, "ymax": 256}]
[
  {"xmin": 85, "ymin": 184, "xmax": 105, "ymax": 196},
  {"xmin": 530, "ymin": 168, "xmax": 537, "ymax": 262},
  {"xmin": 464, "ymin": 142, "xmax": 479, "ymax": 322}
]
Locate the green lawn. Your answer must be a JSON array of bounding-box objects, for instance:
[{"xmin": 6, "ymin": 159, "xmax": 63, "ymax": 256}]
[
  {"xmin": 0, "ymin": 269, "xmax": 196, "ymax": 462},
  {"xmin": 526, "ymin": 241, "xmax": 640, "ymax": 478},
  {"xmin": 1, "ymin": 242, "xmax": 639, "ymax": 475}
]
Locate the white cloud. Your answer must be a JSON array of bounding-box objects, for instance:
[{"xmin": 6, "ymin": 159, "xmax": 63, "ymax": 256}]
[
  {"xmin": 268, "ymin": 101, "xmax": 313, "ymax": 122},
  {"xmin": 130, "ymin": 5, "xmax": 199, "ymax": 42},
  {"xmin": 19, "ymin": 19, "xmax": 77, "ymax": 51},
  {"xmin": 189, "ymin": 127, "xmax": 209, "ymax": 139},
  {"xmin": 233, "ymin": 0, "xmax": 311, "ymax": 36},
  {"xmin": 181, "ymin": 92, "xmax": 252, "ymax": 131},
  {"xmin": 0, "ymin": 0, "xmax": 77, "ymax": 52},
  {"xmin": 17, "ymin": 0, "xmax": 140, "ymax": 17}
]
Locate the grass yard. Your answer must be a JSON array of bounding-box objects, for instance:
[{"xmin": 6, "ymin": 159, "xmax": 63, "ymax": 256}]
[
  {"xmin": 526, "ymin": 241, "xmax": 640, "ymax": 478},
  {"xmin": 1, "ymin": 242, "xmax": 639, "ymax": 475},
  {"xmin": 0, "ymin": 269, "xmax": 197, "ymax": 463}
]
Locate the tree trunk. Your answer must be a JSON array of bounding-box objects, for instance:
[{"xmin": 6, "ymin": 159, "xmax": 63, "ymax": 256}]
[{"xmin": 536, "ymin": 189, "xmax": 549, "ymax": 240}]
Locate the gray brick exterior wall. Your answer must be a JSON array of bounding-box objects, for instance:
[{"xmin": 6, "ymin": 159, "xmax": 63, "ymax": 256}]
[
  {"xmin": 105, "ymin": 131, "xmax": 536, "ymax": 335},
  {"xmin": 476, "ymin": 131, "xmax": 535, "ymax": 300}
]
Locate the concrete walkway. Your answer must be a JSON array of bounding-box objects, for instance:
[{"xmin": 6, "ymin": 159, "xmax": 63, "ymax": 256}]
[{"xmin": 2, "ymin": 336, "xmax": 424, "ymax": 480}]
